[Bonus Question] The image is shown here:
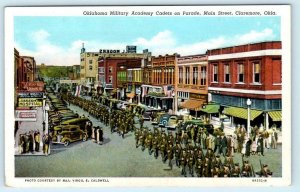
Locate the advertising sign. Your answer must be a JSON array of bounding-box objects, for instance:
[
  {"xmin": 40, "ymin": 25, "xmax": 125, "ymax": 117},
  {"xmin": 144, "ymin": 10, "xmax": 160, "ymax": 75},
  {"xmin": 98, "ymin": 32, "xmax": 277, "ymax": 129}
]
[
  {"xmin": 18, "ymin": 98, "xmax": 43, "ymax": 107},
  {"xmin": 18, "ymin": 92, "xmax": 43, "ymax": 98},
  {"xmin": 126, "ymin": 45, "xmax": 137, "ymax": 53},
  {"xmin": 15, "ymin": 110, "xmax": 37, "ymax": 121},
  {"xmin": 20, "ymin": 81, "xmax": 44, "ymax": 92}
]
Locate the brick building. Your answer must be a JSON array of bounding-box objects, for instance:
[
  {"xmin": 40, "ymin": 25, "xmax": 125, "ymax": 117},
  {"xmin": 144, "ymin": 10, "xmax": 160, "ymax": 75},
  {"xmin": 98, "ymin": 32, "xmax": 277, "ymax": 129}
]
[
  {"xmin": 176, "ymin": 54, "xmax": 208, "ymax": 117},
  {"xmin": 207, "ymin": 41, "xmax": 282, "ymax": 130},
  {"xmin": 142, "ymin": 54, "xmax": 179, "ymax": 112}
]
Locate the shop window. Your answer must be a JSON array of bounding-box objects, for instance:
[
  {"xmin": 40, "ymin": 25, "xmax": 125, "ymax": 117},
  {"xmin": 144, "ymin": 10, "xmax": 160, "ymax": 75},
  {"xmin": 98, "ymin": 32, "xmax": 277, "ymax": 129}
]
[{"xmin": 201, "ymin": 66, "xmax": 207, "ymax": 85}]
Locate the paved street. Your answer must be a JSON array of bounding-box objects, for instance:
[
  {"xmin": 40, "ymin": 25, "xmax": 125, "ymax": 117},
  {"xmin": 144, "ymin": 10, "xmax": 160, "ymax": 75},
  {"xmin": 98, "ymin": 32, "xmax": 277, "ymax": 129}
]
[{"xmin": 15, "ymin": 103, "xmax": 282, "ymax": 177}]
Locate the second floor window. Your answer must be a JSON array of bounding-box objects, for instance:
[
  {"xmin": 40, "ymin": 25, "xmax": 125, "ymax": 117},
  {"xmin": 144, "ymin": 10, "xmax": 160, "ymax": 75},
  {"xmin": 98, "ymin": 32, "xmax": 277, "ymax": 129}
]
[
  {"xmin": 201, "ymin": 66, "xmax": 207, "ymax": 85},
  {"xmin": 109, "ymin": 76, "xmax": 113, "ymax": 84},
  {"xmin": 193, "ymin": 67, "xmax": 198, "ymax": 85},
  {"xmin": 238, "ymin": 64, "xmax": 244, "ymax": 83},
  {"xmin": 253, "ymin": 62, "xmax": 261, "ymax": 83},
  {"xmin": 224, "ymin": 64, "xmax": 230, "ymax": 83},
  {"xmin": 185, "ymin": 67, "xmax": 190, "ymax": 84},
  {"xmin": 213, "ymin": 65, "xmax": 218, "ymax": 82},
  {"xmin": 179, "ymin": 67, "xmax": 183, "ymax": 84},
  {"xmin": 89, "ymin": 66, "xmax": 93, "ymax": 70}
]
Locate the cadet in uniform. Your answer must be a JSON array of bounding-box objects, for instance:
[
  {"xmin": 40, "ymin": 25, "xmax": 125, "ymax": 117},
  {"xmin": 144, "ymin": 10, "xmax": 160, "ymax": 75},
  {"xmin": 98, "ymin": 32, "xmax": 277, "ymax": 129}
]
[
  {"xmin": 187, "ymin": 149, "xmax": 195, "ymax": 177},
  {"xmin": 152, "ymin": 135, "xmax": 160, "ymax": 159},
  {"xmin": 231, "ymin": 163, "xmax": 241, "ymax": 177},
  {"xmin": 174, "ymin": 142, "xmax": 182, "ymax": 167},
  {"xmin": 195, "ymin": 157, "xmax": 203, "ymax": 177},
  {"xmin": 145, "ymin": 129, "xmax": 153, "ymax": 155},
  {"xmin": 241, "ymin": 160, "xmax": 253, "ymax": 177},
  {"xmin": 166, "ymin": 144, "xmax": 174, "ymax": 169},
  {"xmin": 135, "ymin": 128, "xmax": 141, "ymax": 148},
  {"xmin": 180, "ymin": 149, "xmax": 188, "ymax": 177}
]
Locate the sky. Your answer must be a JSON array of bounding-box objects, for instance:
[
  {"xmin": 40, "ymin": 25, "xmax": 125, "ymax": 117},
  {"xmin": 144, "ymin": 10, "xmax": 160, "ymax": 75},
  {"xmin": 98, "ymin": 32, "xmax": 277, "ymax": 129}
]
[{"xmin": 14, "ymin": 16, "xmax": 280, "ymax": 66}]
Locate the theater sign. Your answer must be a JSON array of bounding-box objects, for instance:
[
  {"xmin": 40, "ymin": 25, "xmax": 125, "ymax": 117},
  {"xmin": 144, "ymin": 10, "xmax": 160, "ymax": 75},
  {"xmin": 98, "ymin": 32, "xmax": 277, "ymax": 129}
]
[{"xmin": 15, "ymin": 110, "xmax": 37, "ymax": 121}]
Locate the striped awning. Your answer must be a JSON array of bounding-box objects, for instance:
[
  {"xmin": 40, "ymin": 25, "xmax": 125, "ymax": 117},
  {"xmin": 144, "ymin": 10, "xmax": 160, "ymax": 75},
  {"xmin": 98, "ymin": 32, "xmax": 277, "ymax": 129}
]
[
  {"xmin": 181, "ymin": 99, "xmax": 204, "ymax": 111},
  {"xmin": 126, "ymin": 92, "xmax": 135, "ymax": 98},
  {"xmin": 223, "ymin": 107, "xmax": 263, "ymax": 121},
  {"xmin": 268, "ymin": 111, "xmax": 282, "ymax": 121},
  {"xmin": 201, "ymin": 104, "xmax": 220, "ymax": 114}
]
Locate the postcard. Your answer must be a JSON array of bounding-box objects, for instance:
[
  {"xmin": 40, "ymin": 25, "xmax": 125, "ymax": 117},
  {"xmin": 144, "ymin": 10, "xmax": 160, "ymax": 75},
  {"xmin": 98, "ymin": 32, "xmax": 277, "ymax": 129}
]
[{"xmin": 5, "ymin": 5, "xmax": 291, "ymax": 187}]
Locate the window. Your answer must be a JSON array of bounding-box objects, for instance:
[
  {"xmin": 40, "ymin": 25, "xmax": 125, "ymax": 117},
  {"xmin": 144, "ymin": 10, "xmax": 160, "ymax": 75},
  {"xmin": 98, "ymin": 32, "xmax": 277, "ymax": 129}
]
[
  {"xmin": 109, "ymin": 76, "xmax": 113, "ymax": 84},
  {"xmin": 109, "ymin": 67, "xmax": 113, "ymax": 73},
  {"xmin": 224, "ymin": 64, "xmax": 230, "ymax": 83},
  {"xmin": 81, "ymin": 65, "xmax": 84, "ymax": 69},
  {"xmin": 99, "ymin": 67, "xmax": 104, "ymax": 73},
  {"xmin": 253, "ymin": 62, "xmax": 260, "ymax": 83},
  {"xmin": 201, "ymin": 66, "xmax": 207, "ymax": 85},
  {"xmin": 179, "ymin": 67, "xmax": 183, "ymax": 84},
  {"xmin": 89, "ymin": 66, "xmax": 93, "ymax": 70},
  {"xmin": 193, "ymin": 67, "xmax": 198, "ymax": 85},
  {"xmin": 213, "ymin": 65, "xmax": 218, "ymax": 82},
  {"xmin": 89, "ymin": 60, "xmax": 93, "ymax": 64},
  {"xmin": 185, "ymin": 67, "xmax": 190, "ymax": 84},
  {"xmin": 238, "ymin": 64, "xmax": 244, "ymax": 83}
]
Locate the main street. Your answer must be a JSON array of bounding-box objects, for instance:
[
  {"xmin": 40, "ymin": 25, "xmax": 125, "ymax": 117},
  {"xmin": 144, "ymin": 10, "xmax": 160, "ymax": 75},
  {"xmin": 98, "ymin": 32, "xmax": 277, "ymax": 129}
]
[{"xmin": 15, "ymin": 102, "xmax": 282, "ymax": 177}]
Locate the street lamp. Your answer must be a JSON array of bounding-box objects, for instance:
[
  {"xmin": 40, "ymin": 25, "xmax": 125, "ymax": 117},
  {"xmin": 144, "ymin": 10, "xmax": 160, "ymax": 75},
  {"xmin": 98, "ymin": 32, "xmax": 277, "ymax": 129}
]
[
  {"xmin": 172, "ymin": 92, "xmax": 175, "ymax": 115},
  {"xmin": 246, "ymin": 98, "xmax": 252, "ymax": 137}
]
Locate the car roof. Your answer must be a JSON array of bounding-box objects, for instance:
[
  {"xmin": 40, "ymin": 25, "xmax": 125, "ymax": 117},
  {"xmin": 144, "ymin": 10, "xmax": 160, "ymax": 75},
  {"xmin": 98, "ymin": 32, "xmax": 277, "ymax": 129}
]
[{"xmin": 61, "ymin": 117, "xmax": 90, "ymax": 124}]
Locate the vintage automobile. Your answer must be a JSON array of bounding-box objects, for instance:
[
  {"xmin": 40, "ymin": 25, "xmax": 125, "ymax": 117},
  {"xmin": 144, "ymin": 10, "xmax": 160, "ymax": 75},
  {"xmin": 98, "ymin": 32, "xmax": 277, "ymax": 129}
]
[
  {"xmin": 52, "ymin": 125, "xmax": 87, "ymax": 146},
  {"xmin": 165, "ymin": 115, "xmax": 183, "ymax": 130},
  {"xmin": 60, "ymin": 117, "xmax": 92, "ymax": 131}
]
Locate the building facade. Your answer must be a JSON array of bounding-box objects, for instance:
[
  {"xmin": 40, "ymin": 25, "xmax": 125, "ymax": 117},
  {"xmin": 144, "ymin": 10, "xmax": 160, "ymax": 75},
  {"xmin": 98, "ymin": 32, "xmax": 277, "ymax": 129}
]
[
  {"xmin": 176, "ymin": 54, "xmax": 208, "ymax": 116},
  {"xmin": 142, "ymin": 54, "xmax": 179, "ymax": 112},
  {"xmin": 80, "ymin": 44, "xmax": 151, "ymax": 92},
  {"xmin": 207, "ymin": 41, "xmax": 282, "ymax": 130}
]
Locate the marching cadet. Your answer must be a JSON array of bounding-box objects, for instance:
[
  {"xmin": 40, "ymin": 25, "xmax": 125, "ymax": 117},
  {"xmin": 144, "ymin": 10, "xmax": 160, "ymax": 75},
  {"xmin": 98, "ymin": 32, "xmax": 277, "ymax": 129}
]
[
  {"xmin": 174, "ymin": 132, "xmax": 181, "ymax": 144},
  {"xmin": 211, "ymin": 165, "xmax": 221, "ymax": 177},
  {"xmin": 231, "ymin": 163, "xmax": 241, "ymax": 177},
  {"xmin": 173, "ymin": 142, "xmax": 182, "ymax": 167},
  {"xmin": 135, "ymin": 128, "xmax": 141, "ymax": 148},
  {"xmin": 180, "ymin": 149, "xmax": 188, "ymax": 177},
  {"xmin": 259, "ymin": 164, "xmax": 273, "ymax": 177},
  {"xmin": 160, "ymin": 137, "xmax": 168, "ymax": 163},
  {"xmin": 120, "ymin": 122, "xmax": 126, "ymax": 139},
  {"xmin": 139, "ymin": 114, "xmax": 144, "ymax": 129},
  {"xmin": 145, "ymin": 129, "xmax": 153, "ymax": 155},
  {"xmin": 181, "ymin": 130, "xmax": 189, "ymax": 146},
  {"xmin": 187, "ymin": 149, "xmax": 195, "ymax": 177},
  {"xmin": 222, "ymin": 164, "xmax": 231, "ymax": 177},
  {"xmin": 224, "ymin": 154, "xmax": 234, "ymax": 168},
  {"xmin": 153, "ymin": 126, "xmax": 160, "ymax": 137},
  {"xmin": 152, "ymin": 135, "xmax": 160, "ymax": 159},
  {"xmin": 205, "ymin": 148, "xmax": 215, "ymax": 159},
  {"xmin": 202, "ymin": 156, "xmax": 211, "ymax": 177},
  {"xmin": 195, "ymin": 157, "xmax": 203, "ymax": 177},
  {"xmin": 140, "ymin": 128, "xmax": 148, "ymax": 151},
  {"xmin": 195, "ymin": 146, "xmax": 204, "ymax": 160},
  {"xmin": 166, "ymin": 144, "xmax": 174, "ymax": 169},
  {"xmin": 167, "ymin": 131, "xmax": 174, "ymax": 146},
  {"xmin": 211, "ymin": 155, "xmax": 222, "ymax": 168},
  {"xmin": 241, "ymin": 160, "xmax": 253, "ymax": 177}
]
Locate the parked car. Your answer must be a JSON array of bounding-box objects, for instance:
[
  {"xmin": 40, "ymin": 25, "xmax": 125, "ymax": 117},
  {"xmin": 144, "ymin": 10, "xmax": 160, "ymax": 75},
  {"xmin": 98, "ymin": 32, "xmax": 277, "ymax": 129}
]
[
  {"xmin": 60, "ymin": 117, "xmax": 92, "ymax": 131},
  {"xmin": 52, "ymin": 125, "xmax": 87, "ymax": 146},
  {"xmin": 165, "ymin": 115, "xmax": 183, "ymax": 130}
]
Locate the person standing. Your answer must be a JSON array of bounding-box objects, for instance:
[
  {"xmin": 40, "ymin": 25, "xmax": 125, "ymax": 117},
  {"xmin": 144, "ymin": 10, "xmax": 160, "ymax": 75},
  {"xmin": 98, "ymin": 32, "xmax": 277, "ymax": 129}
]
[
  {"xmin": 257, "ymin": 135, "xmax": 264, "ymax": 156},
  {"xmin": 43, "ymin": 133, "xmax": 50, "ymax": 156},
  {"xmin": 220, "ymin": 134, "xmax": 227, "ymax": 157},
  {"xmin": 271, "ymin": 127, "xmax": 278, "ymax": 149},
  {"xmin": 34, "ymin": 131, "xmax": 40, "ymax": 152}
]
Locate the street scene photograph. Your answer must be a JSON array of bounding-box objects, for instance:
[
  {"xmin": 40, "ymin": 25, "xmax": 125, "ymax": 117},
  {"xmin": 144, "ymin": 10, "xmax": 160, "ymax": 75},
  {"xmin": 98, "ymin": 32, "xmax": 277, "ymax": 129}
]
[{"xmin": 6, "ymin": 6, "xmax": 291, "ymax": 186}]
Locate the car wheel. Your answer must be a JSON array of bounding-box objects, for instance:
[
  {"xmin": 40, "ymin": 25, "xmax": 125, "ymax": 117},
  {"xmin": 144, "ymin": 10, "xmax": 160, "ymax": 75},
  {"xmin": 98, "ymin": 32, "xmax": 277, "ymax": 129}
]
[
  {"xmin": 64, "ymin": 140, "xmax": 70, "ymax": 147},
  {"xmin": 82, "ymin": 134, "xmax": 87, "ymax": 141}
]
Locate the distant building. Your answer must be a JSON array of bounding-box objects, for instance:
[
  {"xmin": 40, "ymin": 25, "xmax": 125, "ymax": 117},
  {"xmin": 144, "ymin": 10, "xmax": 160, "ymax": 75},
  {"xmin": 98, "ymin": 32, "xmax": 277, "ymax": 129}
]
[
  {"xmin": 80, "ymin": 43, "xmax": 151, "ymax": 93},
  {"xmin": 207, "ymin": 41, "xmax": 282, "ymax": 129}
]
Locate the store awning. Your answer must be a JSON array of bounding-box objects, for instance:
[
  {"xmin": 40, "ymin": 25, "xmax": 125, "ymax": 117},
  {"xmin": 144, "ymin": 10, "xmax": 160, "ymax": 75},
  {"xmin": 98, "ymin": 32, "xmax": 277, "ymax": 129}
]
[
  {"xmin": 126, "ymin": 92, "xmax": 135, "ymax": 98},
  {"xmin": 201, "ymin": 104, "xmax": 220, "ymax": 114},
  {"xmin": 223, "ymin": 107, "xmax": 263, "ymax": 121},
  {"xmin": 268, "ymin": 111, "xmax": 282, "ymax": 121},
  {"xmin": 181, "ymin": 99, "xmax": 204, "ymax": 111}
]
